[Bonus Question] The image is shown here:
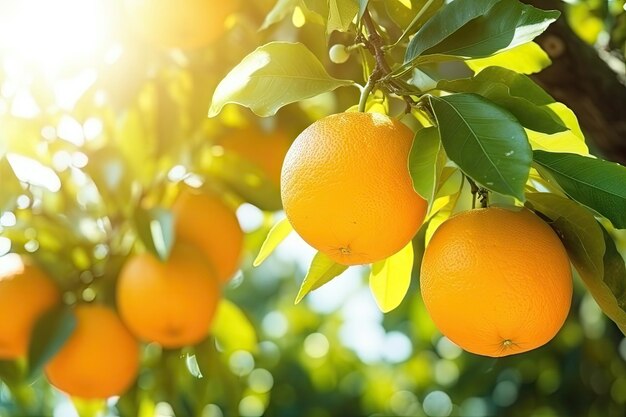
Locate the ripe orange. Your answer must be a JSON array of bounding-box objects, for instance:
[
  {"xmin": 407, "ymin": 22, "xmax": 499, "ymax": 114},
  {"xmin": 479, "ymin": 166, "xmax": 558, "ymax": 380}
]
[
  {"xmin": 45, "ymin": 304, "xmax": 139, "ymax": 399},
  {"xmin": 0, "ymin": 254, "xmax": 59, "ymax": 359},
  {"xmin": 420, "ymin": 207, "xmax": 573, "ymax": 357},
  {"xmin": 124, "ymin": 0, "xmax": 239, "ymax": 49},
  {"xmin": 172, "ymin": 190, "xmax": 243, "ymax": 283},
  {"xmin": 281, "ymin": 112, "xmax": 427, "ymax": 265},
  {"xmin": 116, "ymin": 242, "xmax": 221, "ymax": 348},
  {"xmin": 217, "ymin": 127, "xmax": 291, "ymax": 186}
]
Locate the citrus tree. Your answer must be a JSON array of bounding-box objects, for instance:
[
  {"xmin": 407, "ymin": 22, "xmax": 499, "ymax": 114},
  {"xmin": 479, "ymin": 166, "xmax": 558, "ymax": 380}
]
[{"xmin": 0, "ymin": 0, "xmax": 626, "ymax": 416}]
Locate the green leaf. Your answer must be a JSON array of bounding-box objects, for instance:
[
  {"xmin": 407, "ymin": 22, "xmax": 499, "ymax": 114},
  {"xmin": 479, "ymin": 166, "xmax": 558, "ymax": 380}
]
[
  {"xmin": 600, "ymin": 226, "xmax": 626, "ymax": 334},
  {"xmin": 134, "ymin": 207, "xmax": 175, "ymax": 261},
  {"xmin": 407, "ymin": 0, "xmax": 559, "ymax": 64},
  {"xmin": 411, "ymin": 219, "xmax": 431, "ymax": 283},
  {"xmin": 404, "ymin": 0, "xmax": 501, "ymax": 63},
  {"xmin": 369, "ymin": 241, "xmax": 414, "ymax": 313},
  {"xmin": 428, "ymin": 94, "xmax": 532, "ymax": 200},
  {"xmin": 295, "ymin": 251, "xmax": 348, "ymax": 304},
  {"xmin": 438, "ymin": 67, "xmax": 567, "ymax": 134},
  {"xmin": 526, "ymin": 102, "xmax": 588, "ymax": 155},
  {"xmin": 116, "ymin": 107, "xmax": 158, "ymax": 186},
  {"xmin": 409, "ymin": 126, "xmax": 446, "ymax": 206},
  {"xmin": 466, "ymin": 42, "xmax": 551, "ymax": 75},
  {"xmin": 526, "ymin": 193, "xmax": 626, "ymax": 334},
  {"xmin": 27, "ymin": 306, "xmax": 77, "ymax": 380},
  {"xmin": 0, "ymin": 360, "xmax": 24, "ymax": 387},
  {"xmin": 260, "ymin": 0, "xmax": 298, "ymax": 30},
  {"xmin": 253, "ymin": 217, "xmax": 293, "ymax": 267},
  {"xmin": 327, "ymin": 0, "xmax": 359, "ymax": 34},
  {"xmin": 209, "ymin": 42, "xmax": 353, "ymax": 117},
  {"xmin": 533, "ymin": 151, "xmax": 626, "ymax": 229},
  {"xmin": 527, "ymin": 130, "xmax": 589, "ymax": 155},
  {"xmin": 211, "ymin": 299, "xmax": 258, "ymax": 353},
  {"xmin": 205, "ymin": 152, "xmax": 283, "ymax": 211},
  {"xmin": 526, "ymin": 193, "xmax": 605, "ymax": 280}
]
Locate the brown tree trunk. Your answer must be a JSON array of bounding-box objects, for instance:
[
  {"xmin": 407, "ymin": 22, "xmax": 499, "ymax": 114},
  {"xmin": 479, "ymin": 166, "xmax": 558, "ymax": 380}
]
[{"xmin": 523, "ymin": 0, "xmax": 626, "ymax": 165}]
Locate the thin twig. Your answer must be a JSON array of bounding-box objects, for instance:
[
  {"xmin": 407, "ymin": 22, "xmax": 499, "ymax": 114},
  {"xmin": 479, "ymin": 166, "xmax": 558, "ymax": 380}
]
[{"xmin": 358, "ymin": 9, "xmax": 417, "ymax": 112}]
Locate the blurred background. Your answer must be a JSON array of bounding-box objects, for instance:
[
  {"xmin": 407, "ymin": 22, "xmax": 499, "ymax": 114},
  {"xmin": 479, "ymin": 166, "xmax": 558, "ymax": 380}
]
[{"xmin": 0, "ymin": 0, "xmax": 626, "ymax": 416}]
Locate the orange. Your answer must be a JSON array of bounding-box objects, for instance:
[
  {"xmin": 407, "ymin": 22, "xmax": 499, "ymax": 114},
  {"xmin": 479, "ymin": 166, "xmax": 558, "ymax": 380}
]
[
  {"xmin": 45, "ymin": 304, "xmax": 140, "ymax": 399},
  {"xmin": 124, "ymin": 0, "xmax": 239, "ymax": 49},
  {"xmin": 0, "ymin": 254, "xmax": 59, "ymax": 359},
  {"xmin": 116, "ymin": 242, "xmax": 221, "ymax": 348},
  {"xmin": 217, "ymin": 127, "xmax": 291, "ymax": 186},
  {"xmin": 420, "ymin": 207, "xmax": 573, "ymax": 357},
  {"xmin": 172, "ymin": 190, "xmax": 243, "ymax": 283},
  {"xmin": 281, "ymin": 112, "xmax": 427, "ymax": 265}
]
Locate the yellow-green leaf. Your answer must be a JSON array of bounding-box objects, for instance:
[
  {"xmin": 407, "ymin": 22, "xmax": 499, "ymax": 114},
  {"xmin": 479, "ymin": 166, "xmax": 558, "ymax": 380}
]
[
  {"xmin": 211, "ymin": 299, "xmax": 258, "ymax": 353},
  {"xmin": 209, "ymin": 42, "xmax": 354, "ymax": 117},
  {"xmin": 467, "ymin": 42, "xmax": 551, "ymax": 75},
  {"xmin": 327, "ymin": 0, "xmax": 359, "ymax": 34},
  {"xmin": 295, "ymin": 251, "xmax": 348, "ymax": 304},
  {"xmin": 369, "ymin": 241, "xmax": 414, "ymax": 313},
  {"xmin": 527, "ymin": 129, "xmax": 589, "ymax": 155},
  {"xmin": 253, "ymin": 217, "xmax": 293, "ymax": 267}
]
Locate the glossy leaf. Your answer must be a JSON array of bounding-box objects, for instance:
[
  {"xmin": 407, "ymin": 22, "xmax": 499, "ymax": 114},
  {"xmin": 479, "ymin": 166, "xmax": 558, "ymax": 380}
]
[
  {"xmin": 600, "ymin": 226, "xmax": 626, "ymax": 334},
  {"xmin": 409, "ymin": 126, "xmax": 446, "ymax": 206},
  {"xmin": 466, "ymin": 42, "xmax": 551, "ymax": 75},
  {"xmin": 438, "ymin": 67, "xmax": 567, "ymax": 134},
  {"xmin": 27, "ymin": 306, "xmax": 77, "ymax": 379},
  {"xmin": 429, "ymin": 94, "xmax": 532, "ymax": 200},
  {"xmin": 209, "ymin": 42, "xmax": 353, "ymax": 117},
  {"xmin": 295, "ymin": 252, "xmax": 348, "ymax": 304},
  {"xmin": 526, "ymin": 193, "xmax": 626, "ymax": 334},
  {"xmin": 404, "ymin": 0, "xmax": 501, "ymax": 63},
  {"xmin": 369, "ymin": 241, "xmax": 414, "ymax": 313},
  {"xmin": 420, "ymin": 0, "xmax": 559, "ymax": 60},
  {"xmin": 527, "ymin": 129, "xmax": 589, "ymax": 155},
  {"xmin": 533, "ymin": 151, "xmax": 626, "ymax": 229},
  {"xmin": 526, "ymin": 193, "xmax": 605, "ymax": 280},
  {"xmin": 527, "ymin": 102, "xmax": 588, "ymax": 155},
  {"xmin": 211, "ymin": 299, "xmax": 258, "ymax": 353},
  {"xmin": 328, "ymin": 0, "xmax": 359, "ymax": 33},
  {"xmin": 253, "ymin": 217, "xmax": 293, "ymax": 267}
]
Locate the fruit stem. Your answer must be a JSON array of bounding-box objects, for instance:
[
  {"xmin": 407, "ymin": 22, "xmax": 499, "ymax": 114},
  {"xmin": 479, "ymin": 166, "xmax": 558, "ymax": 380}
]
[{"xmin": 466, "ymin": 176, "xmax": 489, "ymax": 209}]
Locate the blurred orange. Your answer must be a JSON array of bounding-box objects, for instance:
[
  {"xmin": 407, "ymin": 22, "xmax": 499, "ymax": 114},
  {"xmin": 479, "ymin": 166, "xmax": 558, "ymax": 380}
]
[
  {"xmin": 45, "ymin": 304, "xmax": 140, "ymax": 399},
  {"xmin": 117, "ymin": 242, "xmax": 221, "ymax": 348},
  {"xmin": 217, "ymin": 127, "xmax": 292, "ymax": 186},
  {"xmin": 173, "ymin": 190, "xmax": 243, "ymax": 283},
  {"xmin": 0, "ymin": 255, "xmax": 60, "ymax": 359}
]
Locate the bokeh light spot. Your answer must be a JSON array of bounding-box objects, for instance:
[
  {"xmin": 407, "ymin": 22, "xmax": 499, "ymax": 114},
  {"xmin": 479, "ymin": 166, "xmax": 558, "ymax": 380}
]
[{"xmin": 423, "ymin": 391, "xmax": 453, "ymax": 417}]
